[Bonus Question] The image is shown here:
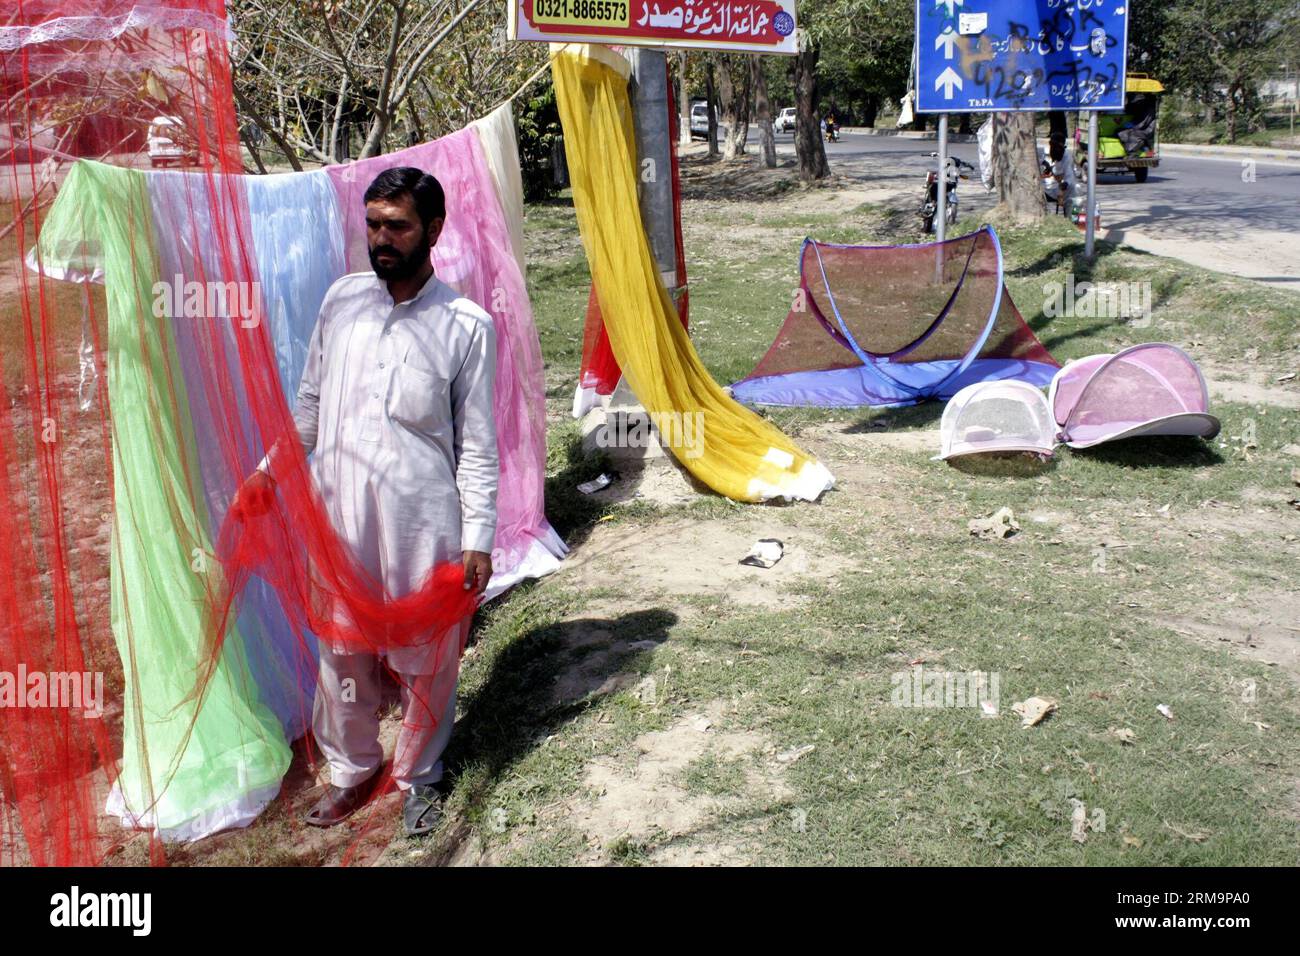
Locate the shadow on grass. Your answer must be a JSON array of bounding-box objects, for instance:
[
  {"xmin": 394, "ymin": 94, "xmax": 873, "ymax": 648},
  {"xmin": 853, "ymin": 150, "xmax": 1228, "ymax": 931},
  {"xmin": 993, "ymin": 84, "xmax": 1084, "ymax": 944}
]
[
  {"xmin": 858, "ymin": 201, "xmax": 924, "ymax": 240},
  {"xmin": 1005, "ymin": 229, "xmax": 1140, "ymax": 277},
  {"xmin": 1067, "ymin": 435, "xmax": 1224, "ymax": 469},
  {"xmin": 1033, "ymin": 318, "xmax": 1125, "ymax": 353},
  {"xmin": 431, "ymin": 607, "xmax": 679, "ymax": 865},
  {"xmin": 844, "ymin": 399, "xmax": 945, "ymax": 432},
  {"xmin": 1018, "ymin": 238, "xmax": 1193, "ymax": 354},
  {"xmin": 945, "ymin": 451, "xmax": 1056, "ymax": 478},
  {"xmin": 679, "ymin": 153, "xmax": 800, "ymax": 202},
  {"xmin": 542, "ymin": 427, "xmax": 619, "ymax": 554}
]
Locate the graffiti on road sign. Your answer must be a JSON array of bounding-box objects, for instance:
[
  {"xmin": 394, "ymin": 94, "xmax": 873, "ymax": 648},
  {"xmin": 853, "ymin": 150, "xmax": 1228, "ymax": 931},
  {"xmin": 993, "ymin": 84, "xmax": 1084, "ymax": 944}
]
[{"xmin": 915, "ymin": 0, "xmax": 1129, "ymax": 113}]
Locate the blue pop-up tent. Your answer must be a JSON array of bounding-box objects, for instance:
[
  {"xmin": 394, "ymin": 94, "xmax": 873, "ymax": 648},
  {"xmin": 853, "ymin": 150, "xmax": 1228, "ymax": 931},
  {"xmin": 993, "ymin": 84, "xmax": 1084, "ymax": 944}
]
[{"xmin": 731, "ymin": 227, "xmax": 1059, "ymax": 408}]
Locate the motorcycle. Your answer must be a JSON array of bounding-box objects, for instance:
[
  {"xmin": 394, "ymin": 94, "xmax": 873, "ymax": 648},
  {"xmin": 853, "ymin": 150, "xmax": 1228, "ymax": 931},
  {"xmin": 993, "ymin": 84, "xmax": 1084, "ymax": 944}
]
[
  {"xmin": 824, "ymin": 121, "xmax": 840, "ymax": 142},
  {"xmin": 918, "ymin": 153, "xmax": 974, "ymax": 234}
]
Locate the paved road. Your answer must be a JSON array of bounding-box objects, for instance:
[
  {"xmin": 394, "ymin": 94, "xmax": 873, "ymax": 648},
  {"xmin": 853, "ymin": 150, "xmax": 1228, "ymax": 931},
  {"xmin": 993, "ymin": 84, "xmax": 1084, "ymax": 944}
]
[{"xmin": 753, "ymin": 128, "xmax": 1300, "ymax": 290}]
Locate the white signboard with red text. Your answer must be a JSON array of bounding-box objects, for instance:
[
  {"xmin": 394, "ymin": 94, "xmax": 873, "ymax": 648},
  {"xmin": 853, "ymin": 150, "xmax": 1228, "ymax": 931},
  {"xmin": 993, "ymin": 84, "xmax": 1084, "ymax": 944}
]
[{"xmin": 508, "ymin": 0, "xmax": 798, "ymax": 55}]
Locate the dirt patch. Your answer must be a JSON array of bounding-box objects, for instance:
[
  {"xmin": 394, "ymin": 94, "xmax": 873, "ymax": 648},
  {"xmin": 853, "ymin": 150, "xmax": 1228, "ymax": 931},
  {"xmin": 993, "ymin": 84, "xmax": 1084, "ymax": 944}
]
[
  {"xmin": 801, "ymin": 419, "xmax": 941, "ymax": 456},
  {"xmin": 789, "ymin": 419, "xmax": 952, "ymax": 505},
  {"xmin": 1201, "ymin": 365, "xmax": 1300, "ymax": 409},
  {"xmin": 678, "ymin": 143, "xmax": 904, "ymax": 223},
  {"xmin": 678, "ymin": 150, "xmax": 803, "ymax": 202},
  {"xmin": 1164, "ymin": 587, "xmax": 1300, "ymax": 685},
  {"xmin": 522, "ymin": 201, "xmax": 586, "ymax": 268},
  {"xmin": 1014, "ymin": 497, "xmax": 1300, "ymax": 684},
  {"xmin": 547, "ymin": 614, "xmax": 650, "ymax": 707},
  {"xmin": 554, "ymin": 516, "xmax": 849, "ymax": 609},
  {"xmin": 554, "ymin": 701, "xmax": 792, "ymax": 864},
  {"xmin": 582, "ymin": 458, "xmax": 710, "ymax": 508}
]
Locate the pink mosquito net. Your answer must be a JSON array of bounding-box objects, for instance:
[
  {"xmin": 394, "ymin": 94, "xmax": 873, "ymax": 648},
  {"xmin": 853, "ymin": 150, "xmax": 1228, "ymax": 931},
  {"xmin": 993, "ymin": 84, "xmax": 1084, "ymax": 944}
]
[{"xmin": 1050, "ymin": 343, "xmax": 1221, "ymax": 449}]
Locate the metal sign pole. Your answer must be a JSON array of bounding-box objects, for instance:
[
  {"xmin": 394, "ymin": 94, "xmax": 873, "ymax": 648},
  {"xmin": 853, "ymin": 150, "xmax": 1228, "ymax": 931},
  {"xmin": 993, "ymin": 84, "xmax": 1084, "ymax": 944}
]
[
  {"xmin": 599, "ymin": 47, "xmax": 681, "ymax": 409},
  {"xmin": 1085, "ymin": 110, "xmax": 1098, "ymax": 260},
  {"xmin": 936, "ymin": 112, "xmax": 949, "ymax": 242},
  {"xmin": 628, "ymin": 48, "xmax": 678, "ymax": 294}
]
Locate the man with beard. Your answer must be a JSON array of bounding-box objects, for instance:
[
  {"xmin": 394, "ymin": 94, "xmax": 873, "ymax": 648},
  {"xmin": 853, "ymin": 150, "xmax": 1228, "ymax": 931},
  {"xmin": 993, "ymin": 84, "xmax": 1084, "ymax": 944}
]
[{"xmin": 239, "ymin": 167, "xmax": 498, "ymax": 835}]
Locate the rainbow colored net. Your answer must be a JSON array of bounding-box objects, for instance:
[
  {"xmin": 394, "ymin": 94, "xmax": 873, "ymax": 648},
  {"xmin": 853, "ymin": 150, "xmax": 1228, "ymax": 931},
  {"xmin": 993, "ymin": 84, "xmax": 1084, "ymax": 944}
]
[{"xmin": 2, "ymin": 1, "xmax": 559, "ymax": 864}]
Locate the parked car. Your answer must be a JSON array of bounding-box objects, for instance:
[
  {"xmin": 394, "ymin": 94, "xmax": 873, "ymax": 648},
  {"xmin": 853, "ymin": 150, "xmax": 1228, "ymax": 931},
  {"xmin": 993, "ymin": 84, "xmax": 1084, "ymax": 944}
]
[
  {"xmin": 775, "ymin": 107, "xmax": 797, "ymax": 133},
  {"xmin": 147, "ymin": 115, "xmax": 193, "ymax": 167},
  {"xmin": 688, "ymin": 101, "xmax": 728, "ymax": 141},
  {"xmin": 690, "ymin": 101, "xmax": 709, "ymax": 139}
]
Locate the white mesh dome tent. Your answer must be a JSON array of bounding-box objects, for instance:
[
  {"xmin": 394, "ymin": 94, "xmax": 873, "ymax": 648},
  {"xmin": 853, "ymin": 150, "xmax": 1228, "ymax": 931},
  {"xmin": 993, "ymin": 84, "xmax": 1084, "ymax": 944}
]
[
  {"xmin": 936, "ymin": 381, "xmax": 1056, "ymax": 461},
  {"xmin": 1050, "ymin": 343, "xmax": 1220, "ymax": 449}
]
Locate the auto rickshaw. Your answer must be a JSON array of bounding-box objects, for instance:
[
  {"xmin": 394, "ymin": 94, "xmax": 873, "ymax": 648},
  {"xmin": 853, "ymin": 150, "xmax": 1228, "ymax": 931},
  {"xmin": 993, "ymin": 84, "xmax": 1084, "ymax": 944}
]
[{"xmin": 1075, "ymin": 74, "xmax": 1165, "ymax": 182}]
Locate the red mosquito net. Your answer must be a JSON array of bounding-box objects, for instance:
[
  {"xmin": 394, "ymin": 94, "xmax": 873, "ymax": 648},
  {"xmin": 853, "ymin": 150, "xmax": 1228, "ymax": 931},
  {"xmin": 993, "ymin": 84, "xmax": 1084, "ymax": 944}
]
[{"xmin": 1, "ymin": 1, "xmax": 482, "ymax": 866}]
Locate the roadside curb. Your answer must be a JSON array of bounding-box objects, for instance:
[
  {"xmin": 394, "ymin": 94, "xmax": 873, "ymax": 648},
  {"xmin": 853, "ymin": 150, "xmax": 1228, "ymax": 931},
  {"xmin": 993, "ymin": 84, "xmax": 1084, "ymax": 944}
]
[
  {"xmin": 840, "ymin": 127, "xmax": 979, "ymax": 144},
  {"xmin": 836, "ymin": 130, "xmax": 1300, "ymax": 163},
  {"xmin": 1159, "ymin": 142, "xmax": 1300, "ymax": 164}
]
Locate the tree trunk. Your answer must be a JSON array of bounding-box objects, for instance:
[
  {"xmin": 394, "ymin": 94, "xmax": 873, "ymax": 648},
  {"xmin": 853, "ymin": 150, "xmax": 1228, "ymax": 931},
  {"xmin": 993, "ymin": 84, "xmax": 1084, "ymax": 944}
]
[
  {"xmin": 1243, "ymin": 86, "xmax": 1264, "ymax": 133},
  {"xmin": 1047, "ymin": 110, "xmax": 1067, "ymax": 141},
  {"xmin": 992, "ymin": 111, "xmax": 1044, "ymax": 222},
  {"xmin": 863, "ymin": 95, "xmax": 879, "ymax": 129},
  {"xmin": 359, "ymin": 112, "xmax": 390, "ymax": 159},
  {"xmin": 1226, "ymin": 83, "xmax": 1239, "ymax": 143},
  {"xmin": 752, "ymin": 56, "xmax": 776, "ymax": 169},
  {"xmin": 793, "ymin": 41, "xmax": 829, "ymax": 180},
  {"xmin": 679, "ymin": 52, "xmax": 691, "ymax": 147},
  {"xmin": 722, "ymin": 56, "xmax": 752, "ymax": 159},
  {"xmin": 958, "ymin": 113, "xmax": 972, "ymax": 135},
  {"xmin": 705, "ymin": 58, "xmax": 720, "ymax": 158},
  {"xmin": 241, "ymin": 125, "xmax": 268, "ymax": 174},
  {"xmin": 328, "ymin": 76, "xmax": 350, "ymax": 161},
  {"xmin": 716, "ymin": 55, "xmax": 736, "ymax": 156},
  {"xmin": 357, "ymin": 1, "xmax": 406, "ymax": 159},
  {"xmin": 231, "ymin": 83, "xmax": 303, "ymax": 171}
]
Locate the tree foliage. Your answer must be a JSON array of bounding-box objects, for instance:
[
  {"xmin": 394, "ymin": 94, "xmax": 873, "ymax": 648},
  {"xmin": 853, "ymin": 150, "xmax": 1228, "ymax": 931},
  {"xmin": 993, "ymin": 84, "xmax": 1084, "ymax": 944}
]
[
  {"xmin": 515, "ymin": 79, "xmax": 563, "ymax": 203},
  {"xmin": 229, "ymin": 0, "xmax": 545, "ymax": 166},
  {"xmin": 1111, "ymin": 0, "xmax": 1297, "ymax": 141}
]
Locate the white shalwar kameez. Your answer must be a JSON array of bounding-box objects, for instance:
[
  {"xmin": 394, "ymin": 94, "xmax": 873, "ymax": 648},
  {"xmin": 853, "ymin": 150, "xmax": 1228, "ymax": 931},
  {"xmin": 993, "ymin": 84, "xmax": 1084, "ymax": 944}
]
[{"xmin": 262, "ymin": 269, "xmax": 498, "ymax": 789}]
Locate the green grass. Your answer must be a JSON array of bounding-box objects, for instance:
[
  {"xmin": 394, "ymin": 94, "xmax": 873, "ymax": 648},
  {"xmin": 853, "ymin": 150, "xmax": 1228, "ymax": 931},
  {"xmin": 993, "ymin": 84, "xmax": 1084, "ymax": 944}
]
[
  {"xmin": 683, "ymin": 752, "xmax": 749, "ymax": 797},
  {"xmin": 412, "ymin": 181, "xmax": 1300, "ymax": 867},
  {"xmin": 1162, "ymin": 110, "xmax": 1300, "ymax": 150},
  {"xmin": 30, "ymin": 159, "xmax": 1292, "ymax": 867}
]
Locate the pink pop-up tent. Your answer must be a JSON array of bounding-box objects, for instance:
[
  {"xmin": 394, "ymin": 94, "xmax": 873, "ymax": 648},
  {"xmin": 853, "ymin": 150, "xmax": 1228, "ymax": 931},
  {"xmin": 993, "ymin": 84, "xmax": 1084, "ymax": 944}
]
[{"xmin": 1050, "ymin": 343, "xmax": 1221, "ymax": 449}]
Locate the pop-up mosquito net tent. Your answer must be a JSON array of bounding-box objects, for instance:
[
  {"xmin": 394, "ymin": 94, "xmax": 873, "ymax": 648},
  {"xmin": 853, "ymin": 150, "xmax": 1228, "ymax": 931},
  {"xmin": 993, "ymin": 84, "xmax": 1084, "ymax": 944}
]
[
  {"xmin": 936, "ymin": 381, "xmax": 1057, "ymax": 461},
  {"xmin": 731, "ymin": 227, "xmax": 1059, "ymax": 408},
  {"xmin": 1050, "ymin": 343, "xmax": 1221, "ymax": 449}
]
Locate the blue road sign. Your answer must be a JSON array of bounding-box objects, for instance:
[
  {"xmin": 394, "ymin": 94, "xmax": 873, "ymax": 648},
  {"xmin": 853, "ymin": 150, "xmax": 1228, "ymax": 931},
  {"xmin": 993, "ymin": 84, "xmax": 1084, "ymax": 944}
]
[{"xmin": 915, "ymin": 0, "xmax": 1129, "ymax": 113}]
